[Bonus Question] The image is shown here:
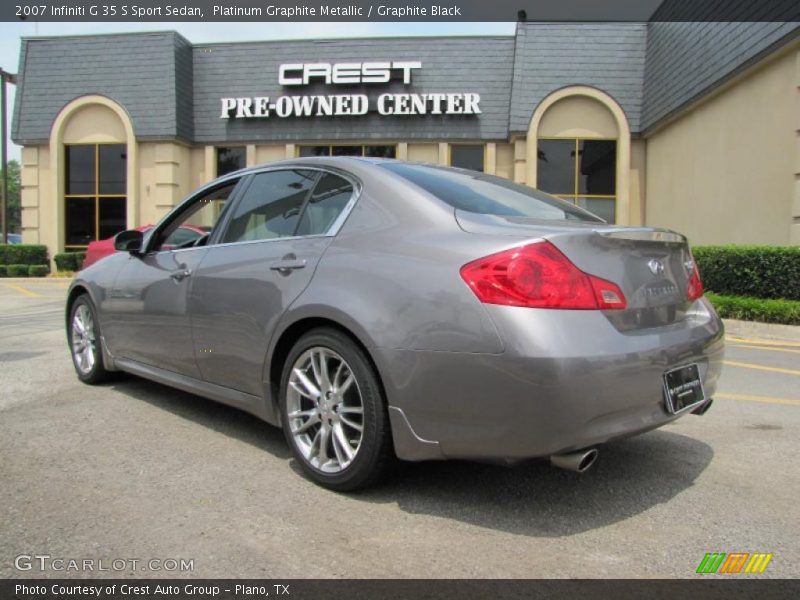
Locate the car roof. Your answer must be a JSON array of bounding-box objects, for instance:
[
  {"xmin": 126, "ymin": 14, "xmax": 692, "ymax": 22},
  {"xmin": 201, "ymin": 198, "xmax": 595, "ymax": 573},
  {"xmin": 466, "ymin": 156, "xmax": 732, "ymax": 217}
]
[{"xmin": 226, "ymin": 156, "xmax": 403, "ymax": 177}]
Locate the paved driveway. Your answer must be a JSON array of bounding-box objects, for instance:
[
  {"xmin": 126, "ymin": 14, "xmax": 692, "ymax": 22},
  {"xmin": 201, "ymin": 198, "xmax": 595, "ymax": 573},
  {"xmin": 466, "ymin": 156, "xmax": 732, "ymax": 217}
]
[{"xmin": 1, "ymin": 279, "xmax": 798, "ymax": 578}]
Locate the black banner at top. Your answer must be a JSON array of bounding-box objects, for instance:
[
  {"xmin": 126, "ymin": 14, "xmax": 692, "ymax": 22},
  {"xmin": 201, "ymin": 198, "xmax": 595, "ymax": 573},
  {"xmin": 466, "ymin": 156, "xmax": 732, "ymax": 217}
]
[{"xmin": 2, "ymin": 0, "xmax": 800, "ymax": 23}]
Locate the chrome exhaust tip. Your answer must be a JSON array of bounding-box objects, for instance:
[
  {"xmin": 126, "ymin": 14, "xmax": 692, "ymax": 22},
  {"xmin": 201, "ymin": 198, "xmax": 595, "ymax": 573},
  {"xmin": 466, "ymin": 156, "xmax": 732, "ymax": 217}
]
[
  {"xmin": 691, "ymin": 398, "xmax": 714, "ymax": 415},
  {"xmin": 550, "ymin": 448, "xmax": 599, "ymax": 473}
]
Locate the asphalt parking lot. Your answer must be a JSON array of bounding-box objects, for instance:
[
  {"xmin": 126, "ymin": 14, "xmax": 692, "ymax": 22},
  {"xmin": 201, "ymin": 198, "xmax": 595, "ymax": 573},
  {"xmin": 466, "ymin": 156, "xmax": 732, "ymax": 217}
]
[{"xmin": 1, "ymin": 279, "xmax": 798, "ymax": 578}]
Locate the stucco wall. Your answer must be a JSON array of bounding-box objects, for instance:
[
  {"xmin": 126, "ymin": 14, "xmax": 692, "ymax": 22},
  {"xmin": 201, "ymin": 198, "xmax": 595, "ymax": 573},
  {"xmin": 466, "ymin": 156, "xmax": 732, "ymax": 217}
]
[
  {"xmin": 630, "ymin": 139, "xmax": 646, "ymax": 227},
  {"xmin": 538, "ymin": 96, "xmax": 619, "ymax": 139},
  {"xmin": 255, "ymin": 145, "xmax": 286, "ymax": 165},
  {"xmin": 645, "ymin": 47, "xmax": 799, "ymax": 245},
  {"xmin": 20, "ymin": 146, "xmax": 48, "ymax": 246},
  {"xmin": 190, "ymin": 147, "xmax": 208, "ymax": 189},
  {"xmin": 62, "ymin": 104, "xmax": 127, "ymax": 144},
  {"xmin": 495, "ymin": 143, "xmax": 514, "ymax": 180},
  {"xmin": 137, "ymin": 142, "xmax": 193, "ymax": 226},
  {"xmin": 407, "ymin": 143, "xmax": 440, "ymax": 164}
]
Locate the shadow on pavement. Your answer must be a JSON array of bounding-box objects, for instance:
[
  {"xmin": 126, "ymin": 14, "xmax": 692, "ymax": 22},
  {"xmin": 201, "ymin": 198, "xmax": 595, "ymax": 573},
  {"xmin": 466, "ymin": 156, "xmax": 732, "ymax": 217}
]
[
  {"xmin": 0, "ymin": 351, "xmax": 48, "ymax": 362},
  {"xmin": 357, "ymin": 428, "xmax": 713, "ymax": 537},
  {"xmin": 109, "ymin": 374, "xmax": 291, "ymax": 460},
  {"xmin": 110, "ymin": 374, "xmax": 712, "ymax": 537}
]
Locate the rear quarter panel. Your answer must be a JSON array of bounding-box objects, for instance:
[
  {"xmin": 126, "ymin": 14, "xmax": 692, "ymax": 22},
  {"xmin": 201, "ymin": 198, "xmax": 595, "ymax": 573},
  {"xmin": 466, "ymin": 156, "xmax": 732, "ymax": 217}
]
[{"xmin": 283, "ymin": 180, "xmax": 505, "ymax": 355}]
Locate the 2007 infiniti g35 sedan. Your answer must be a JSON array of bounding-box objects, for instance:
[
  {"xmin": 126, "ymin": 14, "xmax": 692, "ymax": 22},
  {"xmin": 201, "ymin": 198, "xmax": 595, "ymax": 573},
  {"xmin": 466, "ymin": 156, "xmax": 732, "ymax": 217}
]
[{"xmin": 66, "ymin": 157, "xmax": 724, "ymax": 490}]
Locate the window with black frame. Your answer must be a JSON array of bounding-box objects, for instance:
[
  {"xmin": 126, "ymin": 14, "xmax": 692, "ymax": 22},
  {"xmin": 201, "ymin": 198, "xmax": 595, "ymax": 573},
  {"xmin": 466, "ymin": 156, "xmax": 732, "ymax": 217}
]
[
  {"xmin": 64, "ymin": 144, "xmax": 127, "ymax": 249},
  {"xmin": 216, "ymin": 147, "xmax": 246, "ymax": 176},
  {"xmin": 450, "ymin": 145, "xmax": 485, "ymax": 172},
  {"xmin": 537, "ymin": 138, "xmax": 617, "ymax": 223},
  {"xmin": 298, "ymin": 145, "xmax": 396, "ymax": 158}
]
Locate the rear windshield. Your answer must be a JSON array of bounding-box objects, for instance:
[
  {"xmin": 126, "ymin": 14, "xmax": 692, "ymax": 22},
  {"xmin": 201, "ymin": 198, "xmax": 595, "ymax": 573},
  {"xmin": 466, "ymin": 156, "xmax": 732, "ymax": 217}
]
[{"xmin": 380, "ymin": 162, "xmax": 603, "ymax": 222}]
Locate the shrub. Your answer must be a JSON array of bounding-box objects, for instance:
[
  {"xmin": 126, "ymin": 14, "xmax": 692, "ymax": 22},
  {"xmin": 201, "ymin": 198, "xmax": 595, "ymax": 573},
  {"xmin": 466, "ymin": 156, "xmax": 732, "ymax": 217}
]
[
  {"xmin": 0, "ymin": 244, "xmax": 48, "ymax": 266},
  {"xmin": 7, "ymin": 264, "xmax": 30, "ymax": 277},
  {"xmin": 692, "ymin": 245, "xmax": 800, "ymax": 301},
  {"xmin": 54, "ymin": 252, "xmax": 86, "ymax": 272},
  {"xmin": 0, "ymin": 265, "xmax": 6, "ymax": 277},
  {"xmin": 28, "ymin": 264, "xmax": 49, "ymax": 277},
  {"xmin": 706, "ymin": 293, "xmax": 800, "ymax": 326},
  {"xmin": 54, "ymin": 253, "xmax": 72, "ymax": 271}
]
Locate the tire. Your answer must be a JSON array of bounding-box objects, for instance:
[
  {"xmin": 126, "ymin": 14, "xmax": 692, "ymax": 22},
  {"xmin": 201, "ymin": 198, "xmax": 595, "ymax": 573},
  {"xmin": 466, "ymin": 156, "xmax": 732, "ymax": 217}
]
[
  {"xmin": 279, "ymin": 328, "xmax": 393, "ymax": 491},
  {"xmin": 68, "ymin": 294, "xmax": 112, "ymax": 384}
]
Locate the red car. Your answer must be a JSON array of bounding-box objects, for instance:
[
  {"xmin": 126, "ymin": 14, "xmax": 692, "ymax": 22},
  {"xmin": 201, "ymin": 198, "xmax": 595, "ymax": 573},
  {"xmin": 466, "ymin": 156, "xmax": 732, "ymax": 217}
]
[{"xmin": 82, "ymin": 224, "xmax": 207, "ymax": 269}]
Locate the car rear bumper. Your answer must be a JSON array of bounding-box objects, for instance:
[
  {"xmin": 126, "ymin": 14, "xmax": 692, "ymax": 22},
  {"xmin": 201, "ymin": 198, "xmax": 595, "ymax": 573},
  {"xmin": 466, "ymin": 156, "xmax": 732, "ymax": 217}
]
[{"xmin": 378, "ymin": 298, "xmax": 724, "ymax": 461}]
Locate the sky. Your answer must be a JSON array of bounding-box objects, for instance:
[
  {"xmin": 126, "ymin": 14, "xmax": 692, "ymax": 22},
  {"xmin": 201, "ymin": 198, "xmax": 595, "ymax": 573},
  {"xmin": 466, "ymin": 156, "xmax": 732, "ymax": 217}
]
[{"xmin": 0, "ymin": 21, "xmax": 516, "ymax": 163}]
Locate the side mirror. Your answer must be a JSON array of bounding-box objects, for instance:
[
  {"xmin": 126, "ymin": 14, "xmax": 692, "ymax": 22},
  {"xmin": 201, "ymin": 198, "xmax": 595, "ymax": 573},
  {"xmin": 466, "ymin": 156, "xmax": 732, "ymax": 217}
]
[{"xmin": 114, "ymin": 229, "xmax": 144, "ymax": 254}]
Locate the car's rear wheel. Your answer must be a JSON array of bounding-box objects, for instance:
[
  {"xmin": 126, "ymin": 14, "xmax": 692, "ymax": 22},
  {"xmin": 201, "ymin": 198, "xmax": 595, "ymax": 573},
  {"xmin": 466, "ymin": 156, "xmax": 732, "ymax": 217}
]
[
  {"xmin": 68, "ymin": 294, "xmax": 111, "ymax": 384},
  {"xmin": 279, "ymin": 328, "xmax": 393, "ymax": 491}
]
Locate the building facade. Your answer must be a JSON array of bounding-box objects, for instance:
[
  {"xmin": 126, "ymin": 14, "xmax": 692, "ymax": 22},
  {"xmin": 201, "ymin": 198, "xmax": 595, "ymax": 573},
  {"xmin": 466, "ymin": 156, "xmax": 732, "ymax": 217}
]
[{"xmin": 10, "ymin": 21, "xmax": 800, "ymax": 265}]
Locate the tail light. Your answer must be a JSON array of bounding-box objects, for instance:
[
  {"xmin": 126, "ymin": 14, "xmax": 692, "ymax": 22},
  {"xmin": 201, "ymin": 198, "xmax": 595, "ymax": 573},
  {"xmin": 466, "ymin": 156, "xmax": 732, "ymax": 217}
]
[
  {"xmin": 687, "ymin": 257, "xmax": 703, "ymax": 301},
  {"xmin": 460, "ymin": 241, "xmax": 627, "ymax": 310}
]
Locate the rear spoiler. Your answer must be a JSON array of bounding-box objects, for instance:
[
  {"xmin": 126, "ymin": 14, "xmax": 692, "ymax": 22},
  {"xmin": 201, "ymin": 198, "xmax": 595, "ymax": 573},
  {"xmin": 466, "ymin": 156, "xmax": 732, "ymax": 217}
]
[{"xmin": 594, "ymin": 228, "xmax": 686, "ymax": 244}]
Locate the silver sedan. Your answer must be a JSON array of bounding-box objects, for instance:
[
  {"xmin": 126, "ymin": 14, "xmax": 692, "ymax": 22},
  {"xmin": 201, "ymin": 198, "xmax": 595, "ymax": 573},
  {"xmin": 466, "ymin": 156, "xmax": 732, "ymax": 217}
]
[{"xmin": 66, "ymin": 157, "xmax": 724, "ymax": 490}]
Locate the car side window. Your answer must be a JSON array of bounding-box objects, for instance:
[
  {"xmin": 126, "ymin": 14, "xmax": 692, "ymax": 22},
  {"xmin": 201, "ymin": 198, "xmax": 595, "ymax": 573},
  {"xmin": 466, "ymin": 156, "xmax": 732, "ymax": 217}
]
[
  {"xmin": 295, "ymin": 173, "xmax": 354, "ymax": 236},
  {"xmin": 151, "ymin": 181, "xmax": 237, "ymax": 252},
  {"xmin": 164, "ymin": 227, "xmax": 203, "ymax": 247},
  {"xmin": 221, "ymin": 170, "xmax": 317, "ymax": 244}
]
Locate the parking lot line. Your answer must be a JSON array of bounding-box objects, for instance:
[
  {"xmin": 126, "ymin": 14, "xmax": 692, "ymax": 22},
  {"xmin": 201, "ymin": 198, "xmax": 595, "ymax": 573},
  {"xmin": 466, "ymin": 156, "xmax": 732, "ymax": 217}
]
[
  {"xmin": 716, "ymin": 393, "xmax": 800, "ymax": 407},
  {"xmin": 2, "ymin": 282, "xmax": 43, "ymax": 298},
  {"xmin": 726, "ymin": 336, "xmax": 800, "ymax": 348},
  {"xmin": 723, "ymin": 360, "xmax": 800, "ymax": 376}
]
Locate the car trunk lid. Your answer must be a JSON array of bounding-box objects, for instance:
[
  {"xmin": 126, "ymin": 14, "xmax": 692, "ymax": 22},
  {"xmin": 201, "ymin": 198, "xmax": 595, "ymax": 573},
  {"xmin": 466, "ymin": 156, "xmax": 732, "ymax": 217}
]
[{"xmin": 455, "ymin": 210, "xmax": 696, "ymax": 330}]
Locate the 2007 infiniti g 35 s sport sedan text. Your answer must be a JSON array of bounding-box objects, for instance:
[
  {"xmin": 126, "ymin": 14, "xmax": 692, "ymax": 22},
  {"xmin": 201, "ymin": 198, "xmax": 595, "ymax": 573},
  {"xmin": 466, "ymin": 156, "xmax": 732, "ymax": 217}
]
[{"xmin": 66, "ymin": 157, "xmax": 724, "ymax": 490}]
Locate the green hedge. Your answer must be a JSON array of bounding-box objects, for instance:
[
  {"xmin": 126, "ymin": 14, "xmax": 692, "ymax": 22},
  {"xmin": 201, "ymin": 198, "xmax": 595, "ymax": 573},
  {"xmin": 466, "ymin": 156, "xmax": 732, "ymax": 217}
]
[
  {"xmin": 28, "ymin": 265, "xmax": 49, "ymax": 277},
  {"xmin": 0, "ymin": 244, "xmax": 48, "ymax": 266},
  {"xmin": 54, "ymin": 252, "xmax": 86, "ymax": 272},
  {"xmin": 706, "ymin": 292, "xmax": 800, "ymax": 326},
  {"xmin": 0, "ymin": 264, "xmax": 50, "ymax": 277},
  {"xmin": 693, "ymin": 245, "xmax": 800, "ymax": 301},
  {"xmin": 7, "ymin": 264, "xmax": 30, "ymax": 277}
]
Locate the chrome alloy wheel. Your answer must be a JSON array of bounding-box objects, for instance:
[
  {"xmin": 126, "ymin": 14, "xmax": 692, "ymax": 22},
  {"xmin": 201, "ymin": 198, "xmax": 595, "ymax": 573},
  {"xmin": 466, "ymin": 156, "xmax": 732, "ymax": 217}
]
[
  {"xmin": 286, "ymin": 347, "xmax": 364, "ymax": 473},
  {"xmin": 71, "ymin": 304, "xmax": 97, "ymax": 375}
]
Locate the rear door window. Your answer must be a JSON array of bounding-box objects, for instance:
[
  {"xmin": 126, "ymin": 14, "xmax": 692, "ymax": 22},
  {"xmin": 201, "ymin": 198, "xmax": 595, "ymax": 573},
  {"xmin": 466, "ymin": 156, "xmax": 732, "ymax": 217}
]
[
  {"xmin": 221, "ymin": 170, "xmax": 318, "ymax": 243},
  {"xmin": 295, "ymin": 173, "xmax": 354, "ymax": 236}
]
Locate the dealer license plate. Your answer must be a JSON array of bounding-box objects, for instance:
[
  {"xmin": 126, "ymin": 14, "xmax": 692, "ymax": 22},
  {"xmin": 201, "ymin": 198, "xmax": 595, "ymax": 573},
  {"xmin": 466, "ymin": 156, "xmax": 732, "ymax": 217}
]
[{"xmin": 663, "ymin": 363, "xmax": 706, "ymax": 414}]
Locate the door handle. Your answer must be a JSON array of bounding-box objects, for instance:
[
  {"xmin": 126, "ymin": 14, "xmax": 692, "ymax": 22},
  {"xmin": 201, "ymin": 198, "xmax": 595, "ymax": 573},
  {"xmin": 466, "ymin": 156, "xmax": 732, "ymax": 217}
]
[
  {"xmin": 270, "ymin": 259, "xmax": 307, "ymax": 274},
  {"xmin": 170, "ymin": 268, "xmax": 192, "ymax": 282}
]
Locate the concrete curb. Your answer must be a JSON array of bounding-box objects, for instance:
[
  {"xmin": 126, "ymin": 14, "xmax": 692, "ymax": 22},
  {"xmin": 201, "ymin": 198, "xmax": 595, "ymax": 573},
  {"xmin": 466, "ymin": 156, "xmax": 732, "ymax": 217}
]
[{"xmin": 723, "ymin": 318, "xmax": 800, "ymax": 343}]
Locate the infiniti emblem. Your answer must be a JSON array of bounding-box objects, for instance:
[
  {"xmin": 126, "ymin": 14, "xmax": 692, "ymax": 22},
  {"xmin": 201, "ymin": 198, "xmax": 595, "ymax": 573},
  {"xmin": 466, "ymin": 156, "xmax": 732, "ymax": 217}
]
[{"xmin": 648, "ymin": 259, "xmax": 665, "ymax": 276}]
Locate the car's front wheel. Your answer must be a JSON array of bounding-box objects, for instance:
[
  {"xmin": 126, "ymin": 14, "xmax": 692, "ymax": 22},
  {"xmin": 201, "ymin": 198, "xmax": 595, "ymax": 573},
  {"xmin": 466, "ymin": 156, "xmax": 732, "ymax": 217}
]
[
  {"xmin": 279, "ymin": 328, "xmax": 393, "ymax": 491},
  {"xmin": 68, "ymin": 294, "xmax": 111, "ymax": 384}
]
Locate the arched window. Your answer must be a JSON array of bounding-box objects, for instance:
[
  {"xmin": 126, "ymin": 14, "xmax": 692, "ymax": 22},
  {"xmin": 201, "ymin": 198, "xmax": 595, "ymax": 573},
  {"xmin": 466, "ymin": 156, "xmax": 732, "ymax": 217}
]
[
  {"xmin": 50, "ymin": 95, "xmax": 136, "ymax": 251},
  {"xmin": 527, "ymin": 87, "xmax": 631, "ymax": 225}
]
